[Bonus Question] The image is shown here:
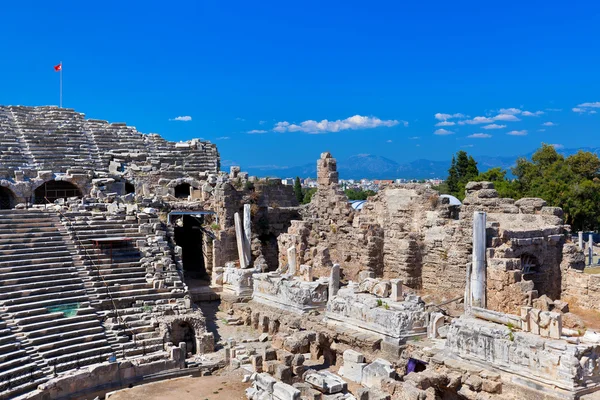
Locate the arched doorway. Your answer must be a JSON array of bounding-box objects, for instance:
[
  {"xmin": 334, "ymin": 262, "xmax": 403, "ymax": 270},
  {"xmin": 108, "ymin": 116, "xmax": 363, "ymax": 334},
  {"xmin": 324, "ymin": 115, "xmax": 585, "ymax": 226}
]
[
  {"xmin": 125, "ymin": 182, "xmax": 135, "ymax": 194},
  {"xmin": 170, "ymin": 321, "xmax": 196, "ymax": 355},
  {"xmin": 174, "ymin": 215, "xmax": 207, "ymax": 279},
  {"xmin": 0, "ymin": 187, "xmax": 15, "ymax": 209},
  {"xmin": 174, "ymin": 183, "xmax": 191, "ymax": 199},
  {"xmin": 34, "ymin": 180, "xmax": 82, "ymax": 204}
]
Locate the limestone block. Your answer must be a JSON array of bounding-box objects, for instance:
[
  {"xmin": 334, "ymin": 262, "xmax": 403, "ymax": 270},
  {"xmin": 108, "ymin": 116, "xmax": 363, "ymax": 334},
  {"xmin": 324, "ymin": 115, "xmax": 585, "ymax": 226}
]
[
  {"xmin": 275, "ymin": 363, "xmax": 293, "ymax": 384},
  {"xmin": 273, "ymin": 382, "xmax": 301, "ymax": 400},
  {"xmin": 251, "ymin": 354, "xmax": 264, "ymax": 373},
  {"xmin": 343, "ymin": 349, "xmax": 365, "ymax": 363},
  {"xmin": 304, "ymin": 370, "xmax": 347, "ymax": 394},
  {"xmin": 256, "ymin": 372, "xmax": 277, "ymax": 393},
  {"xmin": 390, "ymin": 279, "xmax": 403, "ymax": 302},
  {"xmin": 361, "ymin": 359, "xmax": 395, "ymax": 388},
  {"xmin": 372, "ymin": 281, "xmax": 391, "ymax": 298},
  {"xmin": 292, "ymin": 383, "xmax": 322, "ymax": 400},
  {"xmin": 340, "ymin": 361, "xmax": 367, "ymax": 383}
]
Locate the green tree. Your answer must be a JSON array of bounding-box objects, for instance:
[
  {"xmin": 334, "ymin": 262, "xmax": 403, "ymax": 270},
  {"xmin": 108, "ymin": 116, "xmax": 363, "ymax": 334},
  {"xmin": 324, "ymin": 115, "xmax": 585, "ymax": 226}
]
[
  {"xmin": 445, "ymin": 151, "xmax": 479, "ymax": 199},
  {"xmin": 302, "ymin": 188, "xmax": 317, "ymax": 204},
  {"xmin": 293, "ymin": 177, "xmax": 303, "ymax": 204},
  {"xmin": 344, "ymin": 189, "xmax": 376, "ymax": 201}
]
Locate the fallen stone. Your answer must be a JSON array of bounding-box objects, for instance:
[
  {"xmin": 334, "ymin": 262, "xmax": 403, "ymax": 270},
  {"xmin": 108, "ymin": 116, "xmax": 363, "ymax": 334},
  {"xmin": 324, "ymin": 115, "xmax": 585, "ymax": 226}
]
[
  {"xmin": 361, "ymin": 359, "xmax": 395, "ymax": 388},
  {"xmin": 273, "ymin": 381, "xmax": 301, "ymax": 400},
  {"xmin": 259, "ymin": 333, "xmax": 269, "ymax": 342},
  {"xmin": 304, "ymin": 370, "xmax": 347, "ymax": 394}
]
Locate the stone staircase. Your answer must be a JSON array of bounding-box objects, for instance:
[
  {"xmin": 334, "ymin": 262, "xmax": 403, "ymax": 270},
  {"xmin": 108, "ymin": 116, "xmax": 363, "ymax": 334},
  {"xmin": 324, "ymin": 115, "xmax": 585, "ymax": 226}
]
[
  {"xmin": 60, "ymin": 212, "xmax": 183, "ymax": 358},
  {"xmin": 0, "ymin": 209, "xmax": 114, "ymax": 399}
]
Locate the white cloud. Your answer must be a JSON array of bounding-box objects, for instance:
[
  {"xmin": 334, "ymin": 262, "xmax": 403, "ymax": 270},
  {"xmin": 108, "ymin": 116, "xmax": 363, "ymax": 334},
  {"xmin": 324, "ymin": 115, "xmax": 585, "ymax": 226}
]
[
  {"xmin": 401, "ymin": 121, "xmax": 409, "ymax": 127},
  {"xmin": 215, "ymin": 136, "xmax": 230, "ymax": 140},
  {"xmin": 235, "ymin": 117, "xmax": 246, "ymax": 121},
  {"xmin": 468, "ymin": 133, "xmax": 492, "ymax": 138},
  {"xmin": 434, "ymin": 128, "xmax": 454, "ymax": 135},
  {"xmin": 546, "ymin": 108, "xmax": 562, "ymax": 112},
  {"xmin": 552, "ymin": 144, "xmax": 564, "ymax": 149},
  {"xmin": 462, "ymin": 144, "xmax": 474, "ymax": 148},
  {"xmin": 482, "ymin": 124, "xmax": 506, "ymax": 130},
  {"xmin": 272, "ymin": 115, "xmax": 401, "ymax": 134},
  {"xmin": 578, "ymin": 102, "xmax": 600, "ymax": 108},
  {"xmin": 460, "ymin": 116, "xmax": 494, "ymax": 125},
  {"xmin": 435, "ymin": 121, "xmax": 455, "ymax": 127},
  {"xmin": 169, "ymin": 116, "xmax": 192, "ymax": 122},
  {"xmin": 542, "ymin": 122, "xmax": 556, "ymax": 126},
  {"xmin": 507, "ymin": 130, "xmax": 528, "ymax": 136},
  {"xmin": 386, "ymin": 140, "xmax": 393, "ymax": 143},
  {"xmin": 573, "ymin": 102, "xmax": 600, "ymax": 114},
  {"xmin": 259, "ymin": 120, "xmax": 266, "ymax": 125},
  {"xmin": 248, "ymin": 129, "xmax": 268, "ymax": 134},
  {"xmin": 493, "ymin": 114, "xmax": 521, "ymax": 122},
  {"xmin": 434, "ymin": 113, "xmax": 464, "ymax": 121},
  {"xmin": 522, "ymin": 110, "xmax": 544, "ymax": 116},
  {"xmin": 499, "ymin": 108, "xmax": 522, "ymax": 115},
  {"xmin": 409, "ymin": 136, "xmax": 420, "ymax": 140}
]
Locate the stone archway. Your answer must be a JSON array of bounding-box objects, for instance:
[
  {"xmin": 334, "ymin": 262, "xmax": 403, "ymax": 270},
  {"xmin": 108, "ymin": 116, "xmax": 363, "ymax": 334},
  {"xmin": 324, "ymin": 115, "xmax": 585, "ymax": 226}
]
[
  {"xmin": 158, "ymin": 311, "xmax": 212, "ymax": 357},
  {"xmin": 0, "ymin": 186, "xmax": 15, "ymax": 209},
  {"xmin": 34, "ymin": 180, "xmax": 82, "ymax": 204}
]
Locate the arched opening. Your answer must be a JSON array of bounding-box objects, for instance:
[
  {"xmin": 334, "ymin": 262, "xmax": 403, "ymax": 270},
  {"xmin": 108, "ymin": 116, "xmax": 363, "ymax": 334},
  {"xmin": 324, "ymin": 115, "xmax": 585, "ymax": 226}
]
[
  {"xmin": 174, "ymin": 215, "xmax": 207, "ymax": 279},
  {"xmin": 170, "ymin": 321, "xmax": 196, "ymax": 356},
  {"xmin": 125, "ymin": 182, "xmax": 135, "ymax": 194},
  {"xmin": 174, "ymin": 183, "xmax": 191, "ymax": 199},
  {"xmin": 0, "ymin": 187, "xmax": 15, "ymax": 209},
  {"xmin": 34, "ymin": 180, "xmax": 82, "ymax": 204}
]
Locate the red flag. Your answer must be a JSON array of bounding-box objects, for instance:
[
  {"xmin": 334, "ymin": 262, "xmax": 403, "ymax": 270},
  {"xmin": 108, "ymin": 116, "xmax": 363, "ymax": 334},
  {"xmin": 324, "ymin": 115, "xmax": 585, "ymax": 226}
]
[{"xmin": 54, "ymin": 63, "xmax": 62, "ymax": 72}]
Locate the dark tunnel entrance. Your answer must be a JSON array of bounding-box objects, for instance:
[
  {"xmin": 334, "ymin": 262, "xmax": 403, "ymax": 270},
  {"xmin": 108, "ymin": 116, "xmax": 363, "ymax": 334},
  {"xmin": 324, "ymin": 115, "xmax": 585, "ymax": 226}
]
[
  {"xmin": 34, "ymin": 180, "xmax": 82, "ymax": 204},
  {"xmin": 174, "ymin": 215, "xmax": 206, "ymax": 279}
]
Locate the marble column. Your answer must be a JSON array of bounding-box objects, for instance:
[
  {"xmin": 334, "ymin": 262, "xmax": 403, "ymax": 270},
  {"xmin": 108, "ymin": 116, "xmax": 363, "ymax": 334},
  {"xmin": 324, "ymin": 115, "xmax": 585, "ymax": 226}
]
[
  {"xmin": 243, "ymin": 204, "xmax": 252, "ymax": 267},
  {"xmin": 287, "ymin": 246, "xmax": 297, "ymax": 276},
  {"xmin": 590, "ymin": 233, "xmax": 594, "ymax": 266},
  {"xmin": 579, "ymin": 231, "xmax": 584, "ymax": 250},
  {"xmin": 471, "ymin": 211, "xmax": 487, "ymax": 309},
  {"xmin": 234, "ymin": 212, "xmax": 248, "ymax": 269}
]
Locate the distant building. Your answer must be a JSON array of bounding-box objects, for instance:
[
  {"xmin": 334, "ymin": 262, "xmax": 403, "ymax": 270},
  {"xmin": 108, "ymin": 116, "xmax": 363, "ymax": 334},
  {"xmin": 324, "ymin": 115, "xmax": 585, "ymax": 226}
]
[{"xmin": 282, "ymin": 178, "xmax": 294, "ymax": 186}]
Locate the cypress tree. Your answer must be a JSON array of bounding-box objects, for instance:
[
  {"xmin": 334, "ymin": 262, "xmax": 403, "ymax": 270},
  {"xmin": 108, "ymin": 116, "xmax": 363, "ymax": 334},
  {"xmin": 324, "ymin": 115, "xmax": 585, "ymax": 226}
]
[{"xmin": 293, "ymin": 177, "xmax": 303, "ymax": 204}]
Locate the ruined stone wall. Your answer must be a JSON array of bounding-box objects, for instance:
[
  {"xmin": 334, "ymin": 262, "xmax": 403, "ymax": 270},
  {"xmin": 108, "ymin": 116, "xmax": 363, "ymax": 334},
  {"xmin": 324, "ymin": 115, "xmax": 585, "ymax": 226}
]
[{"xmin": 561, "ymin": 242, "xmax": 600, "ymax": 311}]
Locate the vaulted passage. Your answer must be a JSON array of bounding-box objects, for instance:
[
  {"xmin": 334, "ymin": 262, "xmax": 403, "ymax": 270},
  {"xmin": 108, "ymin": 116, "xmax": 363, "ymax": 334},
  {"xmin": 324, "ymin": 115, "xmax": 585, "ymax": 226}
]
[
  {"xmin": 0, "ymin": 187, "xmax": 15, "ymax": 209},
  {"xmin": 125, "ymin": 181, "xmax": 135, "ymax": 194},
  {"xmin": 34, "ymin": 180, "xmax": 82, "ymax": 204},
  {"xmin": 174, "ymin": 215, "xmax": 206, "ymax": 279},
  {"xmin": 170, "ymin": 321, "xmax": 196, "ymax": 355}
]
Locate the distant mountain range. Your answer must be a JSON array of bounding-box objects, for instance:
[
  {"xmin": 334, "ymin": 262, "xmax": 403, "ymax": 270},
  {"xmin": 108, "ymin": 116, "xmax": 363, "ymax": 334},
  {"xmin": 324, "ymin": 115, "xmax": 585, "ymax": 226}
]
[{"xmin": 237, "ymin": 147, "xmax": 600, "ymax": 180}]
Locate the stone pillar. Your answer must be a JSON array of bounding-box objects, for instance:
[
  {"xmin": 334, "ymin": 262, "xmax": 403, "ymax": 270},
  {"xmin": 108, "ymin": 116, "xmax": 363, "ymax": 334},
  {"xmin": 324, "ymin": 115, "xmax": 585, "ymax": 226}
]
[
  {"xmin": 243, "ymin": 204, "xmax": 252, "ymax": 267},
  {"xmin": 234, "ymin": 212, "xmax": 248, "ymax": 269},
  {"xmin": 329, "ymin": 264, "xmax": 340, "ymax": 298},
  {"xmin": 589, "ymin": 233, "xmax": 594, "ymax": 266},
  {"xmin": 471, "ymin": 211, "xmax": 487, "ymax": 309},
  {"xmin": 390, "ymin": 279, "xmax": 403, "ymax": 302},
  {"xmin": 579, "ymin": 231, "xmax": 584, "ymax": 250},
  {"xmin": 287, "ymin": 247, "xmax": 297, "ymax": 276}
]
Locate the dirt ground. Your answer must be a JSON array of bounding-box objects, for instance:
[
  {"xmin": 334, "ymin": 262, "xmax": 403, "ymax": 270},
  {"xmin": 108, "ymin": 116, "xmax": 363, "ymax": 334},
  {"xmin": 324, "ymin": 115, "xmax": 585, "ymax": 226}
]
[{"xmin": 108, "ymin": 368, "xmax": 249, "ymax": 400}]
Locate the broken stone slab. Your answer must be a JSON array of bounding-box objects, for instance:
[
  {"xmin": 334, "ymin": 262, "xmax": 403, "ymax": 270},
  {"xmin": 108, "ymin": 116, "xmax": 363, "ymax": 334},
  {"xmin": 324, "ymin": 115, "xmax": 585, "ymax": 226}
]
[
  {"xmin": 304, "ymin": 370, "xmax": 347, "ymax": 394},
  {"xmin": 361, "ymin": 359, "xmax": 395, "ymax": 388},
  {"xmin": 256, "ymin": 372, "xmax": 277, "ymax": 393},
  {"xmin": 343, "ymin": 349, "xmax": 365, "ymax": 364},
  {"xmin": 273, "ymin": 381, "xmax": 301, "ymax": 400}
]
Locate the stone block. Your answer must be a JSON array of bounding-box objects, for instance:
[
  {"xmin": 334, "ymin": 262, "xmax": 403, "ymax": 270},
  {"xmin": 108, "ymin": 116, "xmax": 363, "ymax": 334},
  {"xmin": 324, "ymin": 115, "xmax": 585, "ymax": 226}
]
[
  {"xmin": 264, "ymin": 348, "xmax": 278, "ymax": 361},
  {"xmin": 292, "ymin": 383, "xmax": 322, "ymax": 400},
  {"xmin": 343, "ymin": 349, "xmax": 365, "ymax": 363},
  {"xmin": 251, "ymin": 354, "xmax": 264, "ymax": 373},
  {"xmin": 256, "ymin": 372, "xmax": 277, "ymax": 393},
  {"xmin": 275, "ymin": 363, "xmax": 293, "ymax": 384},
  {"xmin": 362, "ymin": 359, "xmax": 395, "ymax": 388},
  {"xmin": 273, "ymin": 382, "xmax": 301, "ymax": 400},
  {"xmin": 304, "ymin": 370, "xmax": 347, "ymax": 394},
  {"xmin": 277, "ymin": 349, "xmax": 294, "ymax": 366},
  {"xmin": 263, "ymin": 360, "xmax": 279, "ymax": 374},
  {"xmin": 292, "ymin": 354, "xmax": 305, "ymax": 366},
  {"xmin": 340, "ymin": 361, "xmax": 367, "ymax": 383}
]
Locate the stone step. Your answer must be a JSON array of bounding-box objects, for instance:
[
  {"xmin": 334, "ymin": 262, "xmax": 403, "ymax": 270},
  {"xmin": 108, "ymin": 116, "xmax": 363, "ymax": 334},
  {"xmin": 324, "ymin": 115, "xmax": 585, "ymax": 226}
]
[
  {"xmin": 0, "ymin": 254, "xmax": 74, "ymax": 268},
  {"xmin": 22, "ymin": 317, "xmax": 100, "ymax": 337},
  {"xmin": 0, "ymin": 284, "xmax": 85, "ymax": 301},
  {"xmin": 33, "ymin": 332, "xmax": 107, "ymax": 353},
  {"xmin": 44, "ymin": 342, "xmax": 113, "ymax": 365},
  {"xmin": 26, "ymin": 326, "xmax": 105, "ymax": 347},
  {"xmin": 0, "ymin": 271, "xmax": 80, "ymax": 288},
  {"xmin": 0, "ymin": 376, "xmax": 49, "ymax": 400},
  {"xmin": 0, "ymin": 264, "xmax": 76, "ymax": 279},
  {"xmin": 0, "ymin": 226, "xmax": 59, "ymax": 235},
  {"xmin": 1, "ymin": 294, "xmax": 90, "ymax": 313},
  {"xmin": 0, "ymin": 240, "xmax": 68, "ymax": 253},
  {"xmin": 0, "ymin": 260, "xmax": 74, "ymax": 274},
  {"xmin": 0, "ymin": 249, "xmax": 71, "ymax": 262},
  {"xmin": 0, "ymin": 277, "xmax": 84, "ymax": 294}
]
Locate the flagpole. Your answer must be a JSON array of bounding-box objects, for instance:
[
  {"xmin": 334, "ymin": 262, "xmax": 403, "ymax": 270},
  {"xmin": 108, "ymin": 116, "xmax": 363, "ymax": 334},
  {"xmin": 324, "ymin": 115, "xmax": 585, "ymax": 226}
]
[{"xmin": 59, "ymin": 61, "xmax": 62, "ymax": 108}]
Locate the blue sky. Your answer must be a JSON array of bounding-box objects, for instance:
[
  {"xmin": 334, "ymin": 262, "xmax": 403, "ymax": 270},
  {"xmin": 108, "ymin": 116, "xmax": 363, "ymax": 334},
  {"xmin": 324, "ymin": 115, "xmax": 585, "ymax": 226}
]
[{"xmin": 1, "ymin": 1, "xmax": 599, "ymax": 169}]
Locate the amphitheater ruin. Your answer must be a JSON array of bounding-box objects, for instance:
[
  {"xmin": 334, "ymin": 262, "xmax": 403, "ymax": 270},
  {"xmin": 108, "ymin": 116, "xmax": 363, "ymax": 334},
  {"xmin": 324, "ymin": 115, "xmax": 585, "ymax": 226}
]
[{"xmin": 0, "ymin": 105, "xmax": 599, "ymax": 399}]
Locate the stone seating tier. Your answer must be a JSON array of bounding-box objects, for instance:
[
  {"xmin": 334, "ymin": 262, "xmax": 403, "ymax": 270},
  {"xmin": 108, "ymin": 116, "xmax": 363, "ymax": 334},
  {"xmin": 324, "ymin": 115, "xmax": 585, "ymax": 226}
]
[{"xmin": 0, "ymin": 106, "xmax": 219, "ymax": 176}]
